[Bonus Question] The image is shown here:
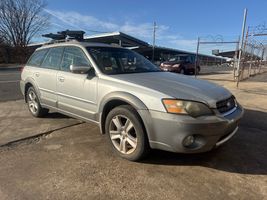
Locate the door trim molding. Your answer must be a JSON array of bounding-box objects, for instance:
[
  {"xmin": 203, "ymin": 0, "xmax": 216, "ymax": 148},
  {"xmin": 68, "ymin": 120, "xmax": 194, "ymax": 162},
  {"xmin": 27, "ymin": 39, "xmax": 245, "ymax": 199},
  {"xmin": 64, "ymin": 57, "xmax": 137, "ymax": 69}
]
[
  {"xmin": 57, "ymin": 92, "xmax": 96, "ymax": 105},
  {"xmin": 39, "ymin": 87, "xmax": 96, "ymax": 105}
]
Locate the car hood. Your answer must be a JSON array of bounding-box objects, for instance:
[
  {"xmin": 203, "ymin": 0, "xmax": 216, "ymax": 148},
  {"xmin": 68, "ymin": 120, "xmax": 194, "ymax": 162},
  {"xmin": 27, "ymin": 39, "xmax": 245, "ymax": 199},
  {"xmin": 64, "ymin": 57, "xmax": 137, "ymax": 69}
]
[
  {"xmin": 110, "ymin": 72, "xmax": 232, "ymax": 108},
  {"xmin": 162, "ymin": 61, "xmax": 181, "ymax": 65}
]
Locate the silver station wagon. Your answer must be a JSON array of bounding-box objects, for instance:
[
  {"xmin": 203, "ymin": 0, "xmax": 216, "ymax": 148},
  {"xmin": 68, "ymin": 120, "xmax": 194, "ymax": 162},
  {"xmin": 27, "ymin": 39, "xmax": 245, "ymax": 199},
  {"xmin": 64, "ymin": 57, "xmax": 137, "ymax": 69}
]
[{"xmin": 20, "ymin": 40, "xmax": 244, "ymax": 161}]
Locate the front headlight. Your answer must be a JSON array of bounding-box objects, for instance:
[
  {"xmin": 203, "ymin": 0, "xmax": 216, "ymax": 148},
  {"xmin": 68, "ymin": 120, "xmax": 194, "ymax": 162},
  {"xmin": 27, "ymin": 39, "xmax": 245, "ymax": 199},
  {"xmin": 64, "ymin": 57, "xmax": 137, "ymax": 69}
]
[
  {"xmin": 162, "ymin": 99, "xmax": 213, "ymax": 117},
  {"xmin": 172, "ymin": 64, "xmax": 180, "ymax": 68}
]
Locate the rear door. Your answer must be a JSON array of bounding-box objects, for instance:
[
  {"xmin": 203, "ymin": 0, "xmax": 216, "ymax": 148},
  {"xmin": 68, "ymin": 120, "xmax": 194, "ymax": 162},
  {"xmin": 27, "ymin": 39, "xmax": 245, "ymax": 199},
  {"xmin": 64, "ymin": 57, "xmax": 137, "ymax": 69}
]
[
  {"xmin": 57, "ymin": 46, "xmax": 98, "ymax": 121},
  {"xmin": 36, "ymin": 47, "xmax": 64, "ymax": 107}
]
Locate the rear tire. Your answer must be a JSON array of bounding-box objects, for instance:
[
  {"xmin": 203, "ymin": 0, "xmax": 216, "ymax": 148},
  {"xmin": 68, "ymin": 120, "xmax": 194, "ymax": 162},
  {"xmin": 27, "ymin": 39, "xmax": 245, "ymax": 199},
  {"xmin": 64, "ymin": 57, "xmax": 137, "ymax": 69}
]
[
  {"xmin": 105, "ymin": 105, "xmax": 149, "ymax": 161},
  {"xmin": 26, "ymin": 87, "xmax": 49, "ymax": 117}
]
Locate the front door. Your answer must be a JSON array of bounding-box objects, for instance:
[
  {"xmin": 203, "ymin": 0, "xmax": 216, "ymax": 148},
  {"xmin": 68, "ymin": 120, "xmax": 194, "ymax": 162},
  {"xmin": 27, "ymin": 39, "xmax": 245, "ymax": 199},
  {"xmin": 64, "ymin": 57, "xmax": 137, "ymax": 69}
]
[{"xmin": 56, "ymin": 46, "xmax": 98, "ymax": 121}]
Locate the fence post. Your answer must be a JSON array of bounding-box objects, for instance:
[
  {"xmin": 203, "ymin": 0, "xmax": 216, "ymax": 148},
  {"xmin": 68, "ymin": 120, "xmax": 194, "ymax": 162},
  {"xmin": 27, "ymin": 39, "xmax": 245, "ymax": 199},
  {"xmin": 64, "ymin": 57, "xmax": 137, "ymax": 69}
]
[
  {"xmin": 248, "ymin": 44, "xmax": 254, "ymax": 77},
  {"xmin": 259, "ymin": 48, "xmax": 265, "ymax": 73},
  {"xmin": 233, "ymin": 36, "xmax": 240, "ymax": 79}
]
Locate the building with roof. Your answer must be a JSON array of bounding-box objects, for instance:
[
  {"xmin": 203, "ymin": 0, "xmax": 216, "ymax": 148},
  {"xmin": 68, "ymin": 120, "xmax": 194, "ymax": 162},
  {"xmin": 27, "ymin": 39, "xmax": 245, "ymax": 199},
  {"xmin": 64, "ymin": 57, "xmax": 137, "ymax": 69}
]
[
  {"xmin": 28, "ymin": 31, "xmax": 226, "ymax": 65},
  {"xmin": 214, "ymin": 50, "xmax": 262, "ymax": 60}
]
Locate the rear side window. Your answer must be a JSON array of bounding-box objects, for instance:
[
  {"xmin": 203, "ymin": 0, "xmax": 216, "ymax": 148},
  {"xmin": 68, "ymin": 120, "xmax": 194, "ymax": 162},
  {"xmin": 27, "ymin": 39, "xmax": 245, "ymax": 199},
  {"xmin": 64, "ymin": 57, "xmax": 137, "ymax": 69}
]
[
  {"xmin": 60, "ymin": 47, "xmax": 90, "ymax": 72},
  {"xmin": 27, "ymin": 49, "xmax": 48, "ymax": 67},
  {"xmin": 41, "ymin": 47, "xmax": 64, "ymax": 70}
]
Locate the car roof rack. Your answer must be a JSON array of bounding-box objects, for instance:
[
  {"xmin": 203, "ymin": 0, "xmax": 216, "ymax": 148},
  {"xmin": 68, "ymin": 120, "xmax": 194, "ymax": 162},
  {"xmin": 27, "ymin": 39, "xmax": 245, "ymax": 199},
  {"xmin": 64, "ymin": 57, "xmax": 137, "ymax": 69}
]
[
  {"xmin": 58, "ymin": 30, "xmax": 85, "ymax": 40},
  {"xmin": 42, "ymin": 33, "xmax": 66, "ymax": 40},
  {"xmin": 42, "ymin": 30, "xmax": 86, "ymax": 45}
]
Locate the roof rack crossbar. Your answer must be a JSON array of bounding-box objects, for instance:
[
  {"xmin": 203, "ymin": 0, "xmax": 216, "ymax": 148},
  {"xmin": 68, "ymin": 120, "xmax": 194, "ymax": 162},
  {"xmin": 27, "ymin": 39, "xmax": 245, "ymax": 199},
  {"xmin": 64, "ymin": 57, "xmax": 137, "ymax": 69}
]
[
  {"xmin": 58, "ymin": 30, "xmax": 85, "ymax": 41},
  {"xmin": 42, "ymin": 33, "xmax": 66, "ymax": 40}
]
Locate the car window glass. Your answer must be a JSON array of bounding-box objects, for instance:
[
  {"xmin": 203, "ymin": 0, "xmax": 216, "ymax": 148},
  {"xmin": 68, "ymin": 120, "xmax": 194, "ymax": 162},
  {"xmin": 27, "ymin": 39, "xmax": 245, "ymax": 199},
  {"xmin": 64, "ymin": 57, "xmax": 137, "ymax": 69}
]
[
  {"xmin": 60, "ymin": 47, "xmax": 90, "ymax": 72},
  {"xmin": 41, "ymin": 47, "xmax": 64, "ymax": 69},
  {"xmin": 180, "ymin": 56, "xmax": 186, "ymax": 62},
  {"xmin": 188, "ymin": 56, "xmax": 193, "ymax": 63},
  {"xmin": 27, "ymin": 49, "xmax": 48, "ymax": 67},
  {"xmin": 87, "ymin": 47, "xmax": 160, "ymax": 75}
]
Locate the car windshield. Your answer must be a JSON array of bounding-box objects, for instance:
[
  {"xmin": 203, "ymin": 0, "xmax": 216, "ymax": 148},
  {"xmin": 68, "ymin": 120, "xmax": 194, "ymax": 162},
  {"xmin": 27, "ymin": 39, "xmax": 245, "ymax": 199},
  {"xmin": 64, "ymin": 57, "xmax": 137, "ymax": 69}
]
[
  {"xmin": 168, "ymin": 55, "xmax": 195, "ymax": 64},
  {"xmin": 169, "ymin": 56, "xmax": 187, "ymax": 62},
  {"xmin": 169, "ymin": 57, "xmax": 177, "ymax": 62},
  {"xmin": 87, "ymin": 47, "xmax": 161, "ymax": 75}
]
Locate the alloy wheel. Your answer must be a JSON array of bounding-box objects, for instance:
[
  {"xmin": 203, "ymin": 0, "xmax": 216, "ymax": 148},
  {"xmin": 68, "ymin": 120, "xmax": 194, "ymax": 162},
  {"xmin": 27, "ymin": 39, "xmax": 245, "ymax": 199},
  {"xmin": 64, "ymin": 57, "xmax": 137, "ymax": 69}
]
[
  {"xmin": 109, "ymin": 115, "xmax": 138, "ymax": 154},
  {"xmin": 28, "ymin": 90, "xmax": 38, "ymax": 114}
]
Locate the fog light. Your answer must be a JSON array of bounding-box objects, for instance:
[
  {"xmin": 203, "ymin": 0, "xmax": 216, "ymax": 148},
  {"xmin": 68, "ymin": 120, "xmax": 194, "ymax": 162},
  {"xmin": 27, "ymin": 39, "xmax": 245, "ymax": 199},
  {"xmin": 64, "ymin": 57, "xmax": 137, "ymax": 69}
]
[{"xmin": 183, "ymin": 135, "xmax": 195, "ymax": 147}]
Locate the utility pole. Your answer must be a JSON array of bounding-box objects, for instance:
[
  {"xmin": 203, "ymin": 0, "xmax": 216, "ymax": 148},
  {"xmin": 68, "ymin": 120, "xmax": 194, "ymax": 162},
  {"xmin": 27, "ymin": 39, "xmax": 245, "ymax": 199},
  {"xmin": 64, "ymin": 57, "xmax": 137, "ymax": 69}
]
[
  {"xmin": 152, "ymin": 21, "xmax": 156, "ymax": 62},
  {"xmin": 194, "ymin": 37, "xmax": 200, "ymax": 78},
  {"xmin": 237, "ymin": 8, "xmax": 248, "ymax": 88}
]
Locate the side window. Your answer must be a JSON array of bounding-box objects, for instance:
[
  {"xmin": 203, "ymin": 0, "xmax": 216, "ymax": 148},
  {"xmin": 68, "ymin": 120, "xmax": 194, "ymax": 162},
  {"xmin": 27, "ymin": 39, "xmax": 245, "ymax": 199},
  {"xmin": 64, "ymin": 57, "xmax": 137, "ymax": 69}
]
[
  {"xmin": 41, "ymin": 47, "xmax": 64, "ymax": 70},
  {"xmin": 60, "ymin": 47, "xmax": 90, "ymax": 72},
  {"xmin": 27, "ymin": 49, "xmax": 48, "ymax": 67}
]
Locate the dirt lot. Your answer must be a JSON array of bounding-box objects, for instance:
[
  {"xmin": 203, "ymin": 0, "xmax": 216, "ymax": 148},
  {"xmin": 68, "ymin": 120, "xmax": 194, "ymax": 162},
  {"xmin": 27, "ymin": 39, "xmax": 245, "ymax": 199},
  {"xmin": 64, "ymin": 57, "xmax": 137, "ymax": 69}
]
[{"xmin": 0, "ymin": 70, "xmax": 266, "ymax": 200}]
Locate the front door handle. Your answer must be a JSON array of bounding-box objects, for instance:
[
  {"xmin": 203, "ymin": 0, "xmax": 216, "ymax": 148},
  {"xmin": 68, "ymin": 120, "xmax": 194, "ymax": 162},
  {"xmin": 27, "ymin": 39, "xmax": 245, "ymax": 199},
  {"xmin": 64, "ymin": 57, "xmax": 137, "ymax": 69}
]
[{"xmin": 58, "ymin": 76, "xmax": 65, "ymax": 82}]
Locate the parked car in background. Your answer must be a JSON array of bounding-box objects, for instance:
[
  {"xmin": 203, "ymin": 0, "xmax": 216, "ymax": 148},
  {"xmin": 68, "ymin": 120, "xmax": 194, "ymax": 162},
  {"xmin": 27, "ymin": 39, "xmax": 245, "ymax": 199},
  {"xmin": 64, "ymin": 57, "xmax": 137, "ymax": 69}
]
[
  {"xmin": 20, "ymin": 40, "xmax": 243, "ymax": 161},
  {"xmin": 160, "ymin": 54, "xmax": 200, "ymax": 75}
]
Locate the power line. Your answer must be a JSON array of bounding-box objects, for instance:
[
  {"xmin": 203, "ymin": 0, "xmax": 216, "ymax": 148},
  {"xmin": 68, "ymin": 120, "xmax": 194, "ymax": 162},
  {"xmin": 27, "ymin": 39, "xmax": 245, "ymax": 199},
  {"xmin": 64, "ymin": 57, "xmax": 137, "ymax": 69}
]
[{"xmin": 43, "ymin": 8, "xmax": 109, "ymax": 34}]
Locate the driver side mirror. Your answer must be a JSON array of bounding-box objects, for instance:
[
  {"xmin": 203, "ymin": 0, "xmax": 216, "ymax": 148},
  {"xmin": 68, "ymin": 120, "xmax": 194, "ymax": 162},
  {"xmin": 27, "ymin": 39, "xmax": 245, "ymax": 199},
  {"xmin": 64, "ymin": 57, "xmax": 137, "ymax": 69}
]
[{"xmin": 70, "ymin": 64, "xmax": 91, "ymax": 74}]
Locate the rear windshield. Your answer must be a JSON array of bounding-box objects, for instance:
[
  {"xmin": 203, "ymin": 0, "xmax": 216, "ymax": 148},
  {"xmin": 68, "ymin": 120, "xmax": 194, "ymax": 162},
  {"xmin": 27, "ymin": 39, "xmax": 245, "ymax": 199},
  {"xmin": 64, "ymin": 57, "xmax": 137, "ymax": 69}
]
[
  {"xmin": 87, "ymin": 47, "xmax": 161, "ymax": 75},
  {"xmin": 27, "ymin": 49, "xmax": 48, "ymax": 67}
]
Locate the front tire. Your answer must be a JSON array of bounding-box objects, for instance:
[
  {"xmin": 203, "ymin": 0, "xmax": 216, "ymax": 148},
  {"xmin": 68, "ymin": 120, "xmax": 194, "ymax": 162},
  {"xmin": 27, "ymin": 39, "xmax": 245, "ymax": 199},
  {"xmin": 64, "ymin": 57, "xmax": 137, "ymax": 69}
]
[
  {"xmin": 26, "ymin": 87, "xmax": 49, "ymax": 117},
  {"xmin": 105, "ymin": 105, "xmax": 149, "ymax": 161},
  {"xmin": 196, "ymin": 66, "xmax": 200, "ymax": 75},
  {"xmin": 180, "ymin": 68, "xmax": 185, "ymax": 74}
]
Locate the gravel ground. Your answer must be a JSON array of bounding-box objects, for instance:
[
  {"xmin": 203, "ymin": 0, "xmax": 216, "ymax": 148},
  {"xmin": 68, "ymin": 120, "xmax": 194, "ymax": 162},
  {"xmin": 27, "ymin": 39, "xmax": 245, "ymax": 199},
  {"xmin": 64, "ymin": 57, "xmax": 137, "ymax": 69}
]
[{"xmin": 0, "ymin": 70, "xmax": 266, "ymax": 200}]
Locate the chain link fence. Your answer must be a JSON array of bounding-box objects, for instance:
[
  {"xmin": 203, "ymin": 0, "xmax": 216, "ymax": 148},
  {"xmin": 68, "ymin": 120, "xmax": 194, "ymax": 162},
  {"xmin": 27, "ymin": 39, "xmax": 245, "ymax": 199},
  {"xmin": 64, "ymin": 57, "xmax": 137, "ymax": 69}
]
[
  {"xmin": 195, "ymin": 30, "xmax": 267, "ymax": 85},
  {"xmin": 195, "ymin": 35, "xmax": 239, "ymax": 78},
  {"xmin": 238, "ymin": 26, "xmax": 267, "ymax": 81}
]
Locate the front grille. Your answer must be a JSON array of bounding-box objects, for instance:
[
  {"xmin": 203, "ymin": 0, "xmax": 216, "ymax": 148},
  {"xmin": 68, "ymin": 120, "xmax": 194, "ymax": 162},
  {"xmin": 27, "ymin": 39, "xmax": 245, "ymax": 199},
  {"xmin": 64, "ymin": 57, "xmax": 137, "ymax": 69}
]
[{"xmin": 216, "ymin": 96, "xmax": 236, "ymax": 114}]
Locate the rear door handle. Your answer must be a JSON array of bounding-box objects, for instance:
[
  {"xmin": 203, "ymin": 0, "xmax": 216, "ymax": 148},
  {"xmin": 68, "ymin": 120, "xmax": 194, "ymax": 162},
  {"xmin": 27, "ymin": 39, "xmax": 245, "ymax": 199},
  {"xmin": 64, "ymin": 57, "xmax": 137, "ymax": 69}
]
[
  {"xmin": 34, "ymin": 72, "xmax": 40, "ymax": 77},
  {"xmin": 58, "ymin": 76, "xmax": 65, "ymax": 82}
]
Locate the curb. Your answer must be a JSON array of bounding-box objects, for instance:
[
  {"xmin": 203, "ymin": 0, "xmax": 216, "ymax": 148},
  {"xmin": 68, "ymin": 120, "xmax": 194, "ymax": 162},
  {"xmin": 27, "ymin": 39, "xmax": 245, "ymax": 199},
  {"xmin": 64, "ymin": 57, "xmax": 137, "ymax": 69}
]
[
  {"xmin": 0, "ymin": 66, "xmax": 22, "ymax": 71},
  {"xmin": 0, "ymin": 122, "xmax": 84, "ymax": 148}
]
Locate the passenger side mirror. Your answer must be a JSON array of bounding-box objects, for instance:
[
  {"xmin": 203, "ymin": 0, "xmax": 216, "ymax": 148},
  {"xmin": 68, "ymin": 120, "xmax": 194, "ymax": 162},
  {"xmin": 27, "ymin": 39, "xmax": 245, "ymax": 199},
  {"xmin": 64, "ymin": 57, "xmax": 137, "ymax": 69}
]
[{"xmin": 70, "ymin": 64, "xmax": 91, "ymax": 74}]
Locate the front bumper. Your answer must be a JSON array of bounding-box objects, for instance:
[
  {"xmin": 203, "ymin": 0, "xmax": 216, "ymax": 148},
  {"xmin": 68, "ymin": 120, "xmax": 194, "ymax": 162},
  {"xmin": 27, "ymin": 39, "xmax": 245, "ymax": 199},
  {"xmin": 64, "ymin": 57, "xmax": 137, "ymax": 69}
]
[
  {"xmin": 138, "ymin": 104, "xmax": 244, "ymax": 153},
  {"xmin": 160, "ymin": 67, "xmax": 180, "ymax": 73}
]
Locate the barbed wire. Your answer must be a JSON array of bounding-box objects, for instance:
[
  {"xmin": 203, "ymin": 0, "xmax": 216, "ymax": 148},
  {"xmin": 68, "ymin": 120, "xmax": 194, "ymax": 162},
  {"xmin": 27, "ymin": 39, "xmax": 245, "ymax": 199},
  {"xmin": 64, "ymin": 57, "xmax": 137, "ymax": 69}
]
[{"xmin": 250, "ymin": 22, "xmax": 267, "ymax": 34}]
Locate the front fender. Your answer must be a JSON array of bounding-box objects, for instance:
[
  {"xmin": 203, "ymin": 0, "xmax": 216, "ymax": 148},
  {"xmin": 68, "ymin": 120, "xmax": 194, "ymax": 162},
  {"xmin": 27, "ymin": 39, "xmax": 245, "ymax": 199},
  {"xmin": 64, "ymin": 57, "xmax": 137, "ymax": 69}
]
[
  {"xmin": 98, "ymin": 91, "xmax": 148, "ymax": 113},
  {"xmin": 98, "ymin": 91, "xmax": 149, "ymax": 134}
]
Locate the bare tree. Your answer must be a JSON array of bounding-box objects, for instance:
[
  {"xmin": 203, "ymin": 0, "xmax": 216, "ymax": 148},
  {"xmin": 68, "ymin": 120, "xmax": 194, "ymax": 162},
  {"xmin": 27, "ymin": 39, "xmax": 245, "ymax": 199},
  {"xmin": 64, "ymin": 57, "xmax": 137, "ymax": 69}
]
[{"xmin": 0, "ymin": 0, "xmax": 49, "ymax": 47}]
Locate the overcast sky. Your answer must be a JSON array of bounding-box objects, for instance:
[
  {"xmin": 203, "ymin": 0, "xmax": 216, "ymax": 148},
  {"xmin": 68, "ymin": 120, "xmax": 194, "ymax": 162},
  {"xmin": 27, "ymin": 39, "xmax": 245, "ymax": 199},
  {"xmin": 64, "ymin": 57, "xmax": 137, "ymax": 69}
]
[{"xmin": 36, "ymin": 0, "xmax": 267, "ymax": 55}]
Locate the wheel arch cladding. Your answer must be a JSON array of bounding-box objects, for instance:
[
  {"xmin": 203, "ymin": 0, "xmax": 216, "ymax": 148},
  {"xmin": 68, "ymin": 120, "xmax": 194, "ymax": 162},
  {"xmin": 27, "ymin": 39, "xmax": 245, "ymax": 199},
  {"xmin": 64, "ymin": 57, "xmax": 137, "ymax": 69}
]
[
  {"xmin": 98, "ymin": 92, "xmax": 148, "ymax": 134},
  {"xmin": 24, "ymin": 78, "xmax": 41, "ymax": 103}
]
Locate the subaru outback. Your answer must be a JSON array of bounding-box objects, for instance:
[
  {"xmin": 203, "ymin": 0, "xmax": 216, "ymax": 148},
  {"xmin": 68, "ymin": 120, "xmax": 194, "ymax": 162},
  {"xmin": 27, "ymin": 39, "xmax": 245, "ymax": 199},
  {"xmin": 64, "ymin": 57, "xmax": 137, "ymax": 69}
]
[{"xmin": 20, "ymin": 40, "xmax": 244, "ymax": 161}]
